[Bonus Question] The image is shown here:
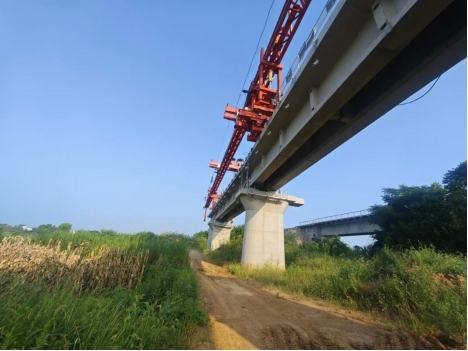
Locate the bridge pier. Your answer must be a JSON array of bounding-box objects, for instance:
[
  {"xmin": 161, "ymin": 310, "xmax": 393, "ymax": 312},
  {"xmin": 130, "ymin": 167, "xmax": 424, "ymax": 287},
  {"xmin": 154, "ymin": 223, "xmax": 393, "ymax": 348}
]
[
  {"xmin": 239, "ymin": 194, "xmax": 295, "ymax": 270},
  {"xmin": 208, "ymin": 188, "xmax": 304, "ymax": 266},
  {"xmin": 207, "ymin": 220, "xmax": 233, "ymax": 250}
]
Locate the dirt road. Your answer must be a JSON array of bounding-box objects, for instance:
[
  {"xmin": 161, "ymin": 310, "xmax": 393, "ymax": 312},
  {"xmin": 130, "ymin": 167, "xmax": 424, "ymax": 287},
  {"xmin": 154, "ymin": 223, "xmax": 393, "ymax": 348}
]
[{"xmin": 189, "ymin": 250, "xmax": 448, "ymax": 350}]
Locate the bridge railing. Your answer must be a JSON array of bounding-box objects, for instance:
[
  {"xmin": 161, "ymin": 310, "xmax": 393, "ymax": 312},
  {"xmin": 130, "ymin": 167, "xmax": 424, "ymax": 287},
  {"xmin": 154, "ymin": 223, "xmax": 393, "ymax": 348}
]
[
  {"xmin": 298, "ymin": 209, "xmax": 371, "ymax": 226},
  {"xmin": 283, "ymin": 0, "xmax": 340, "ymax": 91}
]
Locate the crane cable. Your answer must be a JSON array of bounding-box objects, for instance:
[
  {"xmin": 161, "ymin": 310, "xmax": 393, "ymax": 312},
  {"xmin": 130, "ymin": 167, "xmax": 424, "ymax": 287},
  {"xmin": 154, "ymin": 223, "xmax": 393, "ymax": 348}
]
[
  {"xmin": 214, "ymin": 0, "xmax": 277, "ymax": 188},
  {"xmin": 235, "ymin": 0, "xmax": 277, "ymax": 108}
]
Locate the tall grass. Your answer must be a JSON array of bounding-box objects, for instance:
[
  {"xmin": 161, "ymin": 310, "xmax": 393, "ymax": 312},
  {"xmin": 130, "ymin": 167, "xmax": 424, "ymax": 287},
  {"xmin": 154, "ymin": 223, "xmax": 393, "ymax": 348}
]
[
  {"xmin": 0, "ymin": 230, "xmax": 207, "ymax": 349},
  {"xmin": 0, "ymin": 236, "xmax": 148, "ymax": 290},
  {"xmin": 210, "ymin": 236, "xmax": 466, "ymax": 344},
  {"xmin": 209, "ymin": 236, "xmax": 243, "ymax": 263},
  {"xmin": 192, "ymin": 230, "xmax": 208, "ymax": 252}
]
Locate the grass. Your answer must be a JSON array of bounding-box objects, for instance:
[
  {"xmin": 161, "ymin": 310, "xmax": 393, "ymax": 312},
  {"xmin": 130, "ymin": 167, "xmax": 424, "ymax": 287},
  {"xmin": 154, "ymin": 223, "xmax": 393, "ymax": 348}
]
[
  {"xmin": 0, "ymin": 236, "xmax": 149, "ymax": 290},
  {"xmin": 0, "ymin": 230, "xmax": 207, "ymax": 349},
  {"xmin": 191, "ymin": 230, "xmax": 208, "ymax": 253},
  {"xmin": 209, "ymin": 235, "xmax": 467, "ymax": 344},
  {"xmin": 209, "ymin": 235, "xmax": 243, "ymax": 263}
]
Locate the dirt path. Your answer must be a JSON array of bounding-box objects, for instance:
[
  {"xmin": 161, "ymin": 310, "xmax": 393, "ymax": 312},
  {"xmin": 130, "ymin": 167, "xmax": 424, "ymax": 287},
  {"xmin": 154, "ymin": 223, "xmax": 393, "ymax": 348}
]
[{"xmin": 189, "ymin": 250, "xmax": 448, "ymax": 350}]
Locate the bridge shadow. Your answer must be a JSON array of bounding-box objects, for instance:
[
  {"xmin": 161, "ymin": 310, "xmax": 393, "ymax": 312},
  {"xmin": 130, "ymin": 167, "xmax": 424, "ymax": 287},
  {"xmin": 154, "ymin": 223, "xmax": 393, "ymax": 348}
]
[{"xmin": 189, "ymin": 250, "xmax": 439, "ymax": 350}]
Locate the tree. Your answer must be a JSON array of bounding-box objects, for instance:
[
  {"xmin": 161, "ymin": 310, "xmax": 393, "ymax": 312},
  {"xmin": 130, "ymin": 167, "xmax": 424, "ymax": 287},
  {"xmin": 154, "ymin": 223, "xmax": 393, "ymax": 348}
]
[
  {"xmin": 284, "ymin": 230, "xmax": 300, "ymax": 245},
  {"xmin": 35, "ymin": 224, "xmax": 57, "ymax": 234},
  {"xmin": 230, "ymin": 225, "xmax": 244, "ymax": 241},
  {"xmin": 100, "ymin": 229, "xmax": 117, "ymax": 236},
  {"xmin": 57, "ymin": 223, "xmax": 73, "ymax": 232},
  {"xmin": 443, "ymin": 161, "xmax": 467, "ymax": 193},
  {"xmin": 443, "ymin": 161, "xmax": 467, "ymax": 246},
  {"xmin": 370, "ymin": 161, "xmax": 467, "ymax": 254}
]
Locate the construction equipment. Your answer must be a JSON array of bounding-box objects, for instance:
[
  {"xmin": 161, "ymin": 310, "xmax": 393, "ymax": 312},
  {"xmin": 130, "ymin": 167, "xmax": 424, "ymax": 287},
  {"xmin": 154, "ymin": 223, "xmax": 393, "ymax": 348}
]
[{"xmin": 204, "ymin": 0, "xmax": 312, "ymax": 220}]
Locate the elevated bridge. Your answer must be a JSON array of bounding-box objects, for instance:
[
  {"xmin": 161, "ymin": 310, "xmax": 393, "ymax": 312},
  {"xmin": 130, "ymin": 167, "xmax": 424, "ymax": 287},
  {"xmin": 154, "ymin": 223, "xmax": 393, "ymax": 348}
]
[
  {"xmin": 294, "ymin": 210, "xmax": 381, "ymax": 239},
  {"xmin": 206, "ymin": 0, "xmax": 467, "ymax": 269}
]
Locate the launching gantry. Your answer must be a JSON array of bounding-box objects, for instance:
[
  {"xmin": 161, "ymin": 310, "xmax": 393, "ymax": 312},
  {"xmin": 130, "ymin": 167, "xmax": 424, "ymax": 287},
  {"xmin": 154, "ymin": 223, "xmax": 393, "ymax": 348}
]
[{"xmin": 203, "ymin": 0, "xmax": 313, "ymax": 220}]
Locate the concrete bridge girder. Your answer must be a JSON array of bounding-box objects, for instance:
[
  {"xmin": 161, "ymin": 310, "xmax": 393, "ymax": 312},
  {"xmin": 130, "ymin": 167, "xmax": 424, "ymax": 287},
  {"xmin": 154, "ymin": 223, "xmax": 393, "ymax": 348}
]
[
  {"xmin": 249, "ymin": 0, "xmax": 455, "ymax": 189},
  {"xmin": 295, "ymin": 215, "xmax": 381, "ymax": 239},
  {"xmin": 206, "ymin": 0, "xmax": 465, "ymax": 271},
  {"xmin": 209, "ymin": 0, "xmax": 464, "ymax": 222}
]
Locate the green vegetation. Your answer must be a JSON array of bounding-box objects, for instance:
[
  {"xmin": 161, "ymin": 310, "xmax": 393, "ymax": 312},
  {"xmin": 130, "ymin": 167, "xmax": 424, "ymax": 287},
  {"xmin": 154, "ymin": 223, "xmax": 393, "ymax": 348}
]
[
  {"xmin": 0, "ymin": 227, "xmax": 207, "ymax": 349},
  {"xmin": 208, "ymin": 225, "xmax": 244, "ymax": 263},
  {"xmin": 371, "ymin": 161, "xmax": 467, "ymax": 254},
  {"xmin": 210, "ymin": 235, "xmax": 466, "ymax": 343},
  {"xmin": 208, "ymin": 162, "xmax": 467, "ymax": 344},
  {"xmin": 192, "ymin": 230, "xmax": 208, "ymax": 252}
]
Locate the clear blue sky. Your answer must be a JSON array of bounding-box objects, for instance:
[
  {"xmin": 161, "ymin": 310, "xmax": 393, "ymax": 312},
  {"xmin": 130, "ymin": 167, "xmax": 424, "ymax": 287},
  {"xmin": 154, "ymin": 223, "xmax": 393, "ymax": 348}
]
[{"xmin": 1, "ymin": 1, "xmax": 466, "ymax": 246}]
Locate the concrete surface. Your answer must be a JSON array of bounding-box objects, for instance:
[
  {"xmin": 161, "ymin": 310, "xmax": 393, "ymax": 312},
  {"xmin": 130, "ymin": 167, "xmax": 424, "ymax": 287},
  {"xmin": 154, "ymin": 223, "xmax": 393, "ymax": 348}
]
[{"xmin": 207, "ymin": 220, "xmax": 234, "ymax": 251}]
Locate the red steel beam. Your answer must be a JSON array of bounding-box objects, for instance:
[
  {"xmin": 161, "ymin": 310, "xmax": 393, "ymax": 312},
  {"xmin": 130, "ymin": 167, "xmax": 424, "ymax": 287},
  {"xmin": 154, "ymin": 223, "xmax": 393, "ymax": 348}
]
[
  {"xmin": 247, "ymin": 0, "xmax": 312, "ymax": 106},
  {"xmin": 204, "ymin": 128, "xmax": 245, "ymax": 210},
  {"xmin": 204, "ymin": 0, "xmax": 312, "ymax": 219},
  {"xmin": 264, "ymin": 0, "xmax": 311, "ymax": 65},
  {"xmin": 209, "ymin": 160, "xmax": 241, "ymax": 172}
]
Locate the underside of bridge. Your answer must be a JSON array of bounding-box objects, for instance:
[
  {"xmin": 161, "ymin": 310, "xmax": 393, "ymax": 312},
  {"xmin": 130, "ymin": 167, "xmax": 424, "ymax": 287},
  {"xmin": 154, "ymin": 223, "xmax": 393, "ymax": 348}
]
[
  {"xmin": 264, "ymin": 0, "xmax": 467, "ymax": 189},
  {"xmin": 206, "ymin": 0, "xmax": 467, "ymax": 269},
  {"xmin": 295, "ymin": 214, "xmax": 381, "ymax": 239}
]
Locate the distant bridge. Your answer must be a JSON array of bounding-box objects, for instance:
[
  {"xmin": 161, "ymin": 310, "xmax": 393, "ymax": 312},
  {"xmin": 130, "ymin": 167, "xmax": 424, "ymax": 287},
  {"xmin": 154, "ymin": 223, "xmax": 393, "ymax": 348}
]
[{"xmin": 294, "ymin": 210, "xmax": 381, "ymax": 239}]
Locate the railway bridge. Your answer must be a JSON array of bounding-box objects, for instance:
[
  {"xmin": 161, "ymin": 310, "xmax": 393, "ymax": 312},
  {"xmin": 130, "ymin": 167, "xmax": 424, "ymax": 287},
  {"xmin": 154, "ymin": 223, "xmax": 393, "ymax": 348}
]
[
  {"xmin": 292, "ymin": 210, "xmax": 381, "ymax": 240},
  {"xmin": 204, "ymin": 0, "xmax": 466, "ymax": 269}
]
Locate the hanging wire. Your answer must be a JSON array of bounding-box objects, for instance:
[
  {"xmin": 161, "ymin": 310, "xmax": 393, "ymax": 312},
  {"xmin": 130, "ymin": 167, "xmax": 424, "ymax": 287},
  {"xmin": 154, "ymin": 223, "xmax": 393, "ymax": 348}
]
[
  {"xmin": 235, "ymin": 0, "xmax": 277, "ymax": 108},
  {"xmin": 216, "ymin": 121, "xmax": 231, "ymax": 162},
  {"xmin": 214, "ymin": 0, "xmax": 277, "ymax": 177},
  {"xmin": 398, "ymin": 75, "xmax": 441, "ymax": 106}
]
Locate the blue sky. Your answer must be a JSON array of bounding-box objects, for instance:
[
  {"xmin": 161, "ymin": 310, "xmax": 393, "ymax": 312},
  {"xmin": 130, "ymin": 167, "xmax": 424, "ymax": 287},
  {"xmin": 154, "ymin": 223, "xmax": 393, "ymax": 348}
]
[{"xmin": 1, "ymin": 1, "xmax": 466, "ymax": 246}]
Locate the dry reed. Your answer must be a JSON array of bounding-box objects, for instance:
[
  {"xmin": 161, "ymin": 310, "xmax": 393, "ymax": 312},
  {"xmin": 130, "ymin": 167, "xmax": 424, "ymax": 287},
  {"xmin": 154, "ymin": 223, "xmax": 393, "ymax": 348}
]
[{"xmin": 0, "ymin": 236, "xmax": 149, "ymax": 291}]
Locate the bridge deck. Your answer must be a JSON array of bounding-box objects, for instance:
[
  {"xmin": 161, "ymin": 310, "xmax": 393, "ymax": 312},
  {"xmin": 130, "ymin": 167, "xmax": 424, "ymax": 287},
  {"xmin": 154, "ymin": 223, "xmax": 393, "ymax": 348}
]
[
  {"xmin": 210, "ymin": 0, "xmax": 466, "ymax": 223},
  {"xmin": 293, "ymin": 210, "xmax": 380, "ymax": 238}
]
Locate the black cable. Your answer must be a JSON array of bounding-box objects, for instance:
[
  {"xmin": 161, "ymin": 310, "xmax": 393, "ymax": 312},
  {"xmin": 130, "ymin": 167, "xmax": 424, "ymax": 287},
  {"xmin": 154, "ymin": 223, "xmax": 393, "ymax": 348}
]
[
  {"xmin": 235, "ymin": 0, "xmax": 277, "ymax": 107},
  {"xmin": 217, "ymin": 120, "xmax": 231, "ymax": 161},
  {"xmin": 398, "ymin": 75, "xmax": 441, "ymax": 106},
  {"xmin": 217, "ymin": 0, "xmax": 276, "ymax": 163},
  {"xmin": 208, "ymin": 0, "xmax": 277, "ymax": 210}
]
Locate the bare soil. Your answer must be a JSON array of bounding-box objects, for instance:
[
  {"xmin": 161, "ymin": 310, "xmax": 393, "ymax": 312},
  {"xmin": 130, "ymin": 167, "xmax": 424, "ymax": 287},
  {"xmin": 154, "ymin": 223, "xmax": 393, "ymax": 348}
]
[{"xmin": 189, "ymin": 250, "xmax": 454, "ymax": 350}]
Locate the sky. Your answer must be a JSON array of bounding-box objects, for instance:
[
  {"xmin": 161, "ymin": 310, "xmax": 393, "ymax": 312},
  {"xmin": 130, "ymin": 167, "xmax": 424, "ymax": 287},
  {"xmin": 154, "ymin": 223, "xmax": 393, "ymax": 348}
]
[{"xmin": 1, "ymin": 1, "xmax": 466, "ymax": 246}]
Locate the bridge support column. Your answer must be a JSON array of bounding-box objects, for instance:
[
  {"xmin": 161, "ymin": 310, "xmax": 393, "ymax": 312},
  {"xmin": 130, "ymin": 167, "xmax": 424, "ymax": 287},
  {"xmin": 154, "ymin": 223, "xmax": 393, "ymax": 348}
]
[
  {"xmin": 239, "ymin": 196, "xmax": 290, "ymax": 269},
  {"xmin": 207, "ymin": 220, "xmax": 233, "ymax": 251}
]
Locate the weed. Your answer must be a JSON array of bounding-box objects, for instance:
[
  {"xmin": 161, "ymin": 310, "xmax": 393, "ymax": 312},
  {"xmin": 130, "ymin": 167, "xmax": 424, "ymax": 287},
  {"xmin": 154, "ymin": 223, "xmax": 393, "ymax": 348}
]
[
  {"xmin": 210, "ymin": 236, "xmax": 466, "ymax": 343},
  {"xmin": 0, "ymin": 231, "xmax": 207, "ymax": 349}
]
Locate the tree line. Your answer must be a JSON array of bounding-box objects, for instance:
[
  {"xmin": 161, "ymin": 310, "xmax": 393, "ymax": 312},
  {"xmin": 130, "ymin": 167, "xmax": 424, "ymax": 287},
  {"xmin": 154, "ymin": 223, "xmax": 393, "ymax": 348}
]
[{"xmin": 370, "ymin": 161, "xmax": 466, "ymax": 254}]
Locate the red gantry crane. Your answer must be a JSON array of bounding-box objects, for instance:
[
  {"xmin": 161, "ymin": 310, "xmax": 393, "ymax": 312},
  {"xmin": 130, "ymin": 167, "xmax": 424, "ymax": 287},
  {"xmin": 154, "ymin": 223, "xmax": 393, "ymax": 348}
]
[{"xmin": 204, "ymin": 0, "xmax": 312, "ymax": 220}]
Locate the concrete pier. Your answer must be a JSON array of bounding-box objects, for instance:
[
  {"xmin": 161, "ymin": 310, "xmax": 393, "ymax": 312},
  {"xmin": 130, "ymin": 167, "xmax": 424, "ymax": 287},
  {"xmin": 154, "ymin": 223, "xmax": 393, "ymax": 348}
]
[
  {"xmin": 207, "ymin": 220, "xmax": 233, "ymax": 250},
  {"xmin": 239, "ymin": 190, "xmax": 304, "ymax": 269}
]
